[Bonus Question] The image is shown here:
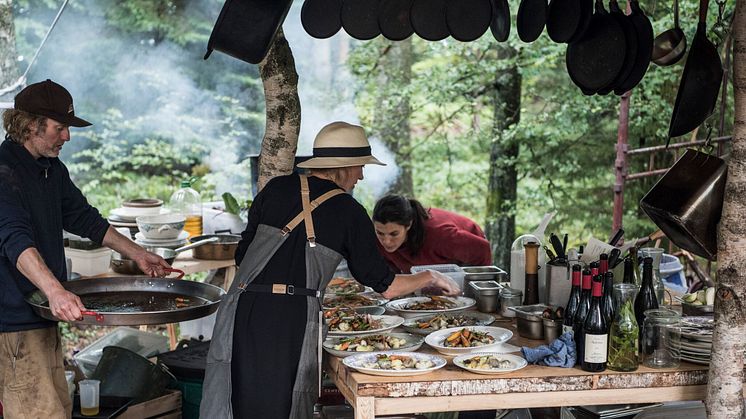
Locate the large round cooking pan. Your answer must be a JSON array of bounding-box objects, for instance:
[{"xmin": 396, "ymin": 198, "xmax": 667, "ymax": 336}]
[
  {"xmin": 446, "ymin": 0, "xmax": 492, "ymax": 42},
  {"xmin": 597, "ymin": 0, "xmax": 637, "ymax": 95},
  {"xmin": 613, "ymin": 0, "xmax": 654, "ymax": 95},
  {"xmin": 25, "ymin": 276, "xmax": 225, "ymax": 325},
  {"xmin": 490, "ymin": 0, "xmax": 511, "ymax": 42},
  {"xmin": 378, "ymin": 0, "xmax": 414, "ymax": 41},
  {"xmin": 410, "ymin": 0, "xmax": 450, "ymax": 41},
  {"xmin": 302, "ymin": 0, "xmax": 343, "ymax": 39}
]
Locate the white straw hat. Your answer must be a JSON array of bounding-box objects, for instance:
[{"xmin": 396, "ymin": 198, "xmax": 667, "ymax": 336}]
[{"xmin": 296, "ymin": 121, "xmax": 386, "ymax": 169}]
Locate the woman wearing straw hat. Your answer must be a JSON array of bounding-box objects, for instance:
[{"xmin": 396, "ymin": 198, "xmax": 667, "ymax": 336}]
[{"xmin": 201, "ymin": 121, "xmax": 460, "ymax": 419}]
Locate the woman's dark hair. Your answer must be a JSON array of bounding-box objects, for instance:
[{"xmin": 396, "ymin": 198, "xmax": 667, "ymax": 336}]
[{"xmin": 372, "ymin": 195, "xmax": 430, "ymax": 255}]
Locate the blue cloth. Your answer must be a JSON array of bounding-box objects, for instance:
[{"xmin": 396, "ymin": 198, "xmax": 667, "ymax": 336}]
[
  {"xmin": 0, "ymin": 139, "xmax": 109, "ymax": 331},
  {"xmin": 521, "ymin": 331, "xmax": 577, "ymax": 367}
]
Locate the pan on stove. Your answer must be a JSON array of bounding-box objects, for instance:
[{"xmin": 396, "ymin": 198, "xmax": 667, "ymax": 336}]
[
  {"xmin": 25, "ymin": 276, "xmax": 225, "ymax": 326},
  {"xmin": 446, "ymin": 0, "xmax": 492, "ymax": 42},
  {"xmin": 302, "ymin": 0, "xmax": 343, "ymax": 39},
  {"xmin": 410, "ymin": 0, "xmax": 450, "ymax": 41},
  {"xmin": 378, "ymin": 0, "xmax": 414, "ymax": 41},
  {"xmin": 490, "ymin": 0, "xmax": 511, "ymax": 41}
]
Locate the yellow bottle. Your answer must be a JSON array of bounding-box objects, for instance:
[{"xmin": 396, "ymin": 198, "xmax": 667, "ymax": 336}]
[{"xmin": 169, "ymin": 180, "xmax": 203, "ymax": 238}]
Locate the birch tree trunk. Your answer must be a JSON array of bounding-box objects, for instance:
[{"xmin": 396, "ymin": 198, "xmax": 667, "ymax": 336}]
[
  {"xmin": 485, "ymin": 45, "xmax": 521, "ymax": 270},
  {"xmin": 0, "ymin": 0, "xmax": 20, "ymax": 98},
  {"xmin": 706, "ymin": 1, "xmax": 746, "ymax": 416},
  {"xmin": 256, "ymin": 28, "xmax": 301, "ymax": 192}
]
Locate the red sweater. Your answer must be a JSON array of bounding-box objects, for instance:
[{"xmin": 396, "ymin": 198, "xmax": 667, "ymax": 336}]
[{"xmin": 377, "ymin": 208, "xmax": 492, "ymax": 274}]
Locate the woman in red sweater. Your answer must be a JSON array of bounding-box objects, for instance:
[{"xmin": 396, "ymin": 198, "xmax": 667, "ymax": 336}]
[{"xmin": 372, "ymin": 194, "xmax": 492, "ymax": 274}]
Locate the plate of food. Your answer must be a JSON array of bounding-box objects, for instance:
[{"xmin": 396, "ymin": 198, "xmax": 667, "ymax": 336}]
[
  {"xmin": 322, "ymin": 294, "xmax": 387, "ymax": 310},
  {"xmin": 342, "ymin": 351, "xmax": 447, "ymax": 376},
  {"xmin": 385, "ymin": 296, "xmax": 476, "ymax": 318},
  {"xmin": 324, "ymin": 308, "xmax": 404, "ymax": 336},
  {"xmin": 401, "ymin": 312, "xmax": 495, "ymax": 335},
  {"xmin": 453, "ymin": 353, "xmax": 528, "ymax": 375},
  {"xmin": 325, "ymin": 277, "xmax": 374, "ymax": 295},
  {"xmin": 424, "ymin": 326, "xmax": 513, "ymax": 356},
  {"xmin": 323, "ymin": 333, "xmax": 424, "ymax": 358}
]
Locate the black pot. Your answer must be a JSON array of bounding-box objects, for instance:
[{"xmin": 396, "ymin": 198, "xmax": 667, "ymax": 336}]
[{"xmin": 204, "ymin": 0, "xmax": 293, "ymax": 64}]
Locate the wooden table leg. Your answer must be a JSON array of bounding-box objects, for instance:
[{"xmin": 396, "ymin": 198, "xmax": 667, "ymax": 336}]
[
  {"xmin": 222, "ymin": 265, "xmax": 237, "ymax": 290},
  {"xmin": 354, "ymin": 397, "xmax": 375, "ymax": 419}
]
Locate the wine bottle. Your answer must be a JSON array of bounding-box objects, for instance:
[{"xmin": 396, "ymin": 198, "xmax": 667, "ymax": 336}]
[
  {"xmin": 573, "ymin": 268, "xmax": 593, "ymax": 364},
  {"xmin": 582, "ymin": 276, "xmax": 609, "ymax": 372},
  {"xmin": 590, "ymin": 261, "xmax": 599, "ymax": 279},
  {"xmin": 634, "ymin": 257, "xmax": 659, "ymax": 353},
  {"xmin": 599, "ymin": 253, "xmax": 609, "ymax": 274},
  {"xmin": 622, "ymin": 257, "xmax": 635, "ymax": 284},
  {"xmin": 602, "ymin": 272, "xmax": 615, "ymax": 324},
  {"xmin": 563, "ymin": 264, "xmax": 582, "ymax": 334}
]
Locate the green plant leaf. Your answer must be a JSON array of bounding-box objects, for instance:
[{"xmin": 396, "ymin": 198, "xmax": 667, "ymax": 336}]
[{"xmin": 222, "ymin": 192, "xmax": 241, "ymax": 215}]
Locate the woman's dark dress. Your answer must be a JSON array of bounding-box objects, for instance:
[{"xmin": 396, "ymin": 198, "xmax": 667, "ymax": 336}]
[{"xmin": 231, "ymin": 174, "xmax": 394, "ymax": 418}]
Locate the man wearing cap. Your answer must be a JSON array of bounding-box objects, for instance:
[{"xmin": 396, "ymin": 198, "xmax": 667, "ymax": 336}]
[
  {"xmin": 0, "ymin": 79, "xmax": 171, "ymax": 418},
  {"xmin": 200, "ymin": 121, "xmax": 461, "ymax": 419}
]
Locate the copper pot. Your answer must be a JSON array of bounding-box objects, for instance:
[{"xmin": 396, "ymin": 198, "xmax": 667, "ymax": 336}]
[{"xmin": 189, "ymin": 234, "xmax": 240, "ymax": 260}]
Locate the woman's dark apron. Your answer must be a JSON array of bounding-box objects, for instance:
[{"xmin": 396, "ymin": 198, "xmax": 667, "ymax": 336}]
[{"xmin": 200, "ymin": 175, "xmax": 345, "ymax": 418}]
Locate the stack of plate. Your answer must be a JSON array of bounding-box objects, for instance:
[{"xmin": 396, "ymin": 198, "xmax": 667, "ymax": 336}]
[{"xmin": 134, "ymin": 231, "xmax": 189, "ymax": 249}]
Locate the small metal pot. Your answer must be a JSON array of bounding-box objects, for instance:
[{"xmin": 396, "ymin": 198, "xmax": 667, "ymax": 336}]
[
  {"xmin": 189, "ymin": 234, "xmax": 240, "ymax": 260},
  {"xmin": 111, "ymin": 237, "xmax": 219, "ymax": 275}
]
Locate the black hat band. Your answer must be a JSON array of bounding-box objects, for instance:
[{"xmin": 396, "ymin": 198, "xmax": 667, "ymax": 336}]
[{"xmin": 313, "ymin": 146, "xmax": 371, "ymax": 158}]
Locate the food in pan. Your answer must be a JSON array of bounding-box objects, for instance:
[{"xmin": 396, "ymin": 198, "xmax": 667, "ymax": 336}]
[
  {"xmin": 68, "ymin": 291, "xmax": 208, "ymax": 312},
  {"xmin": 404, "ymin": 296, "xmax": 457, "ymax": 310},
  {"xmin": 415, "ymin": 314, "xmax": 482, "ymax": 330},
  {"xmin": 442, "ymin": 328, "xmax": 495, "ymax": 348},
  {"xmin": 325, "ymin": 277, "xmax": 366, "ymax": 295},
  {"xmin": 332, "ymin": 335, "xmax": 408, "ymax": 352},
  {"xmin": 362, "ymin": 354, "xmax": 434, "ymax": 370},
  {"xmin": 324, "ymin": 308, "xmax": 382, "ymax": 332},
  {"xmin": 323, "ymin": 294, "xmax": 378, "ymax": 308},
  {"xmin": 462, "ymin": 355, "xmax": 514, "ymax": 370}
]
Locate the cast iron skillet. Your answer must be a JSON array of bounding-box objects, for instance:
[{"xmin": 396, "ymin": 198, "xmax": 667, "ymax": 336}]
[
  {"xmin": 490, "ymin": 0, "xmax": 511, "ymax": 41},
  {"xmin": 613, "ymin": 0, "xmax": 654, "ymax": 95},
  {"xmin": 204, "ymin": 0, "xmax": 293, "ymax": 64},
  {"xmin": 567, "ymin": 0, "xmax": 594, "ymax": 42},
  {"xmin": 302, "ymin": 0, "xmax": 343, "ymax": 39},
  {"xmin": 517, "ymin": 0, "xmax": 548, "ymax": 42},
  {"xmin": 446, "ymin": 0, "xmax": 492, "ymax": 42},
  {"xmin": 378, "ymin": 0, "xmax": 414, "ymax": 41},
  {"xmin": 546, "ymin": 0, "xmax": 583, "ymax": 42},
  {"xmin": 668, "ymin": 0, "xmax": 723, "ymax": 139},
  {"xmin": 341, "ymin": 0, "xmax": 381, "ymax": 40},
  {"xmin": 411, "ymin": 0, "xmax": 450, "ymax": 41},
  {"xmin": 597, "ymin": 0, "xmax": 637, "ymax": 95},
  {"xmin": 566, "ymin": 0, "xmax": 627, "ymax": 95}
]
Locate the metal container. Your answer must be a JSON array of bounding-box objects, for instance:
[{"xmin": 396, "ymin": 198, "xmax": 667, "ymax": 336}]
[
  {"xmin": 509, "ymin": 304, "xmax": 551, "ymax": 340},
  {"xmin": 469, "ymin": 280, "xmax": 502, "ymax": 313},
  {"xmin": 543, "ymin": 317, "xmax": 562, "ymax": 343},
  {"xmin": 463, "ymin": 266, "xmax": 507, "ymax": 298},
  {"xmin": 189, "ymin": 234, "xmax": 240, "ymax": 260},
  {"xmin": 499, "ymin": 288, "xmax": 523, "ymax": 317}
]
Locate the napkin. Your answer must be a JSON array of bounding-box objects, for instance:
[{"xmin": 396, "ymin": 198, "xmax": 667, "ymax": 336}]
[{"xmin": 520, "ymin": 331, "xmax": 576, "ymax": 367}]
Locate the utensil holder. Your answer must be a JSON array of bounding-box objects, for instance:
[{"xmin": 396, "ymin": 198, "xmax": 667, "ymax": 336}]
[{"xmin": 546, "ymin": 263, "xmax": 571, "ymax": 307}]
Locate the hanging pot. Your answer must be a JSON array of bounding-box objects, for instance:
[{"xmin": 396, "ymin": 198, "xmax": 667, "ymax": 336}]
[
  {"xmin": 411, "ymin": 0, "xmax": 450, "ymax": 41},
  {"xmin": 302, "ymin": 0, "xmax": 343, "ymax": 39},
  {"xmin": 668, "ymin": 0, "xmax": 723, "ymax": 139},
  {"xmin": 446, "ymin": 0, "xmax": 492, "ymax": 42},
  {"xmin": 204, "ymin": 0, "xmax": 293, "ymax": 64},
  {"xmin": 517, "ymin": 0, "xmax": 548, "ymax": 42},
  {"xmin": 639, "ymin": 148, "xmax": 727, "ymax": 260},
  {"xmin": 546, "ymin": 0, "xmax": 587, "ymax": 43},
  {"xmin": 597, "ymin": 0, "xmax": 638, "ymax": 95},
  {"xmin": 490, "ymin": 0, "xmax": 511, "ymax": 42},
  {"xmin": 341, "ymin": 0, "xmax": 381, "ymax": 40},
  {"xmin": 378, "ymin": 0, "xmax": 414, "ymax": 41},
  {"xmin": 613, "ymin": 0, "xmax": 654, "ymax": 95}
]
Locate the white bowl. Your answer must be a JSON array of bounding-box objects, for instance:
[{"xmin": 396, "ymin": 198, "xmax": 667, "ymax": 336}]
[
  {"xmin": 424, "ymin": 326, "xmax": 513, "ymax": 356},
  {"xmin": 136, "ymin": 214, "xmax": 186, "ymax": 240}
]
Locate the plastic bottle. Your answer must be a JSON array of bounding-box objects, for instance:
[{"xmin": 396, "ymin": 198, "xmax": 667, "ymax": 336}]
[{"xmin": 169, "ymin": 180, "xmax": 203, "ymax": 238}]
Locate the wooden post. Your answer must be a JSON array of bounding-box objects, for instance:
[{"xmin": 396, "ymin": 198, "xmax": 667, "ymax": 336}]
[{"xmin": 612, "ymin": 91, "xmax": 631, "ymax": 235}]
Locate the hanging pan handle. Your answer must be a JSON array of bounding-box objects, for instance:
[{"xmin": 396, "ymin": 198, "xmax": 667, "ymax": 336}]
[
  {"xmin": 164, "ymin": 268, "xmax": 185, "ymax": 279},
  {"xmin": 79, "ymin": 310, "xmax": 105, "ymax": 323}
]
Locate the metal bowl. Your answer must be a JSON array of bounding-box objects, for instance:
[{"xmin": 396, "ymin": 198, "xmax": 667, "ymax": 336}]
[{"xmin": 189, "ymin": 234, "xmax": 240, "ymax": 260}]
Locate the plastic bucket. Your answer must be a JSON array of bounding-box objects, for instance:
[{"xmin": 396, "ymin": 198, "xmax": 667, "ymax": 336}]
[{"xmin": 660, "ymin": 253, "xmax": 686, "ymax": 293}]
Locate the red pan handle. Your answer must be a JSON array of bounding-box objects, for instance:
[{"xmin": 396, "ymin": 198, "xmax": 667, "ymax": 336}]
[
  {"xmin": 165, "ymin": 268, "xmax": 185, "ymax": 279},
  {"xmin": 80, "ymin": 310, "xmax": 105, "ymax": 323}
]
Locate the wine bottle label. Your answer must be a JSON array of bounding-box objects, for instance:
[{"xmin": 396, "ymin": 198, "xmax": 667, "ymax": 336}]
[
  {"xmin": 584, "ymin": 334, "xmax": 608, "ymax": 363},
  {"xmin": 563, "ymin": 325, "xmax": 573, "ymax": 334}
]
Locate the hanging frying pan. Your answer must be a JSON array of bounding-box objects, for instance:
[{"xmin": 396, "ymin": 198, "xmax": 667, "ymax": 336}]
[
  {"xmin": 668, "ymin": 0, "xmax": 723, "ymax": 139},
  {"xmin": 546, "ymin": 0, "xmax": 583, "ymax": 42},
  {"xmin": 614, "ymin": 0, "xmax": 654, "ymax": 94},
  {"xmin": 517, "ymin": 0, "xmax": 548, "ymax": 42},
  {"xmin": 302, "ymin": 0, "xmax": 343, "ymax": 39},
  {"xmin": 567, "ymin": 0, "xmax": 594, "ymax": 42},
  {"xmin": 597, "ymin": 0, "xmax": 637, "ymax": 95},
  {"xmin": 378, "ymin": 0, "xmax": 414, "ymax": 40},
  {"xmin": 411, "ymin": 0, "xmax": 450, "ymax": 41},
  {"xmin": 446, "ymin": 0, "xmax": 492, "ymax": 42},
  {"xmin": 566, "ymin": 0, "xmax": 627, "ymax": 94},
  {"xmin": 341, "ymin": 0, "xmax": 381, "ymax": 40},
  {"xmin": 490, "ymin": 0, "xmax": 511, "ymax": 42},
  {"xmin": 204, "ymin": 0, "xmax": 293, "ymax": 64}
]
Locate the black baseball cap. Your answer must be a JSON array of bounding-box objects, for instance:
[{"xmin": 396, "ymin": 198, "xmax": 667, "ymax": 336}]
[{"xmin": 14, "ymin": 79, "xmax": 91, "ymax": 127}]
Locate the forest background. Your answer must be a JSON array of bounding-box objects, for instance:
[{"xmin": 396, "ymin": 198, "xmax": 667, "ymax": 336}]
[{"xmin": 1, "ymin": 0, "xmax": 735, "ymax": 269}]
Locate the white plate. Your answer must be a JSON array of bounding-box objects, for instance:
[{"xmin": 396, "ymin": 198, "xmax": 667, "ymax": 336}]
[
  {"xmin": 135, "ymin": 231, "xmax": 189, "ymax": 243},
  {"xmin": 110, "ymin": 207, "xmax": 169, "ymax": 221},
  {"xmin": 108, "ymin": 219, "xmax": 138, "ymax": 228},
  {"xmin": 323, "ymin": 333, "xmax": 424, "ymax": 358},
  {"xmin": 401, "ymin": 312, "xmax": 495, "ymax": 335},
  {"xmin": 326, "ymin": 314, "xmax": 405, "ymax": 337},
  {"xmin": 322, "ymin": 294, "xmax": 388, "ymax": 310},
  {"xmin": 425, "ymin": 326, "xmax": 513, "ymax": 356},
  {"xmin": 342, "ymin": 351, "xmax": 447, "ymax": 376},
  {"xmin": 453, "ymin": 352, "xmax": 528, "ymax": 375},
  {"xmin": 385, "ymin": 296, "xmax": 476, "ymax": 319}
]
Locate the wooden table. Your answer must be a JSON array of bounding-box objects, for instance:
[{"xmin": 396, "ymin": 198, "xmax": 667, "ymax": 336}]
[{"xmin": 325, "ymin": 319, "xmax": 719, "ymax": 419}]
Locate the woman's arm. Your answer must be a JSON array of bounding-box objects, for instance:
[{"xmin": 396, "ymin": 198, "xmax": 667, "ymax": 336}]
[{"xmin": 381, "ymin": 270, "xmax": 460, "ymax": 300}]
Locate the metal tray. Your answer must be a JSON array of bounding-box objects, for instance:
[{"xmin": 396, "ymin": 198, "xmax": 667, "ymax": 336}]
[{"xmin": 26, "ymin": 277, "xmax": 225, "ymax": 325}]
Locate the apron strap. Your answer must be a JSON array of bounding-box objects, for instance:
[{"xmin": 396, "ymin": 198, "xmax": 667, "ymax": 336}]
[{"xmin": 281, "ymin": 176, "xmax": 344, "ymax": 246}]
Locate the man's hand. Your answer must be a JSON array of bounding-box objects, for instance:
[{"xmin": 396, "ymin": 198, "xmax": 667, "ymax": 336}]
[
  {"xmin": 132, "ymin": 250, "xmax": 171, "ymax": 277},
  {"xmin": 47, "ymin": 287, "xmax": 85, "ymax": 322}
]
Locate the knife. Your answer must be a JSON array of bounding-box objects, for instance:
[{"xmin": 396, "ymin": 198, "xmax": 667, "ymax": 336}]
[
  {"xmin": 608, "ymin": 228, "xmax": 625, "ymax": 247},
  {"xmin": 550, "ymin": 233, "xmax": 565, "ymax": 259}
]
